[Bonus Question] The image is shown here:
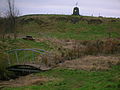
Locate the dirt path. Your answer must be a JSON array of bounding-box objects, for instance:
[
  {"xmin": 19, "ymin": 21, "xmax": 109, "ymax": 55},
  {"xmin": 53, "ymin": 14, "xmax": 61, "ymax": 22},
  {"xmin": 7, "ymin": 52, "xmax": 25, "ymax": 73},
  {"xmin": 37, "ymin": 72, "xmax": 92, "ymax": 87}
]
[{"xmin": 0, "ymin": 74, "xmax": 54, "ymax": 88}]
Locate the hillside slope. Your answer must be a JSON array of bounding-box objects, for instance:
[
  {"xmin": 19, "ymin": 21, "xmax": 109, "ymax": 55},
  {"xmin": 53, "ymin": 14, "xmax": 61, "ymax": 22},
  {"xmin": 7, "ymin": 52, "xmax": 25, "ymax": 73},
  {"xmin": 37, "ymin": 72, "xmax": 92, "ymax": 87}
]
[{"xmin": 17, "ymin": 15, "xmax": 120, "ymax": 40}]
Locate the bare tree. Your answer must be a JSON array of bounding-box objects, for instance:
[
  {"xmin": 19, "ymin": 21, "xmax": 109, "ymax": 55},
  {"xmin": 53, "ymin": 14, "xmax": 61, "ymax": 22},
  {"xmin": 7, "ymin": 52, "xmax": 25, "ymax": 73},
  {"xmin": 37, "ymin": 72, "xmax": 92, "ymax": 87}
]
[
  {"xmin": 0, "ymin": 11, "xmax": 5, "ymax": 39},
  {"xmin": 5, "ymin": 0, "xmax": 19, "ymax": 39}
]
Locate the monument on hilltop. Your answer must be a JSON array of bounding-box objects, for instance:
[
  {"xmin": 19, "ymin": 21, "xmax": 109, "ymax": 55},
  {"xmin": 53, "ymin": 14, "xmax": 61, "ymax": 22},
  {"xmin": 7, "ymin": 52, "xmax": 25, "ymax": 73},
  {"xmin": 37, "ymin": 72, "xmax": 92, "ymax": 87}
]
[{"xmin": 73, "ymin": 2, "xmax": 80, "ymax": 15}]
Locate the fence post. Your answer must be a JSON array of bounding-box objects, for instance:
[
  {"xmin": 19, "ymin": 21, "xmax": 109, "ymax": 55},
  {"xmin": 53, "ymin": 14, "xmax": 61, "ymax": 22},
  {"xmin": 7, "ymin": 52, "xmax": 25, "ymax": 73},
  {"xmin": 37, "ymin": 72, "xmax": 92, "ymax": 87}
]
[
  {"xmin": 15, "ymin": 51, "xmax": 19, "ymax": 64},
  {"xmin": 32, "ymin": 52, "xmax": 35, "ymax": 62},
  {"xmin": 23, "ymin": 51, "xmax": 26, "ymax": 64},
  {"xmin": 7, "ymin": 53, "xmax": 11, "ymax": 65}
]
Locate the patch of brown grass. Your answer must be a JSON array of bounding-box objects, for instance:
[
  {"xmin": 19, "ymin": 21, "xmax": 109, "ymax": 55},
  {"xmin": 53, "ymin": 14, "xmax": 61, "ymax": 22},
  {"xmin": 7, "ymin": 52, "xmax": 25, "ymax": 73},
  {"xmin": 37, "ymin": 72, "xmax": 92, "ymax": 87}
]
[
  {"xmin": 36, "ymin": 38, "xmax": 120, "ymax": 68},
  {"xmin": 81, "ymin": 38, "xmax": 120, "ymax": 55},
  {"xmin": 0, "ymin": 74, "xmax": 54, "ymax": 87},
  {"xmin": 59, "ymin": 55, "xmax": 120, "ymax": 71}
]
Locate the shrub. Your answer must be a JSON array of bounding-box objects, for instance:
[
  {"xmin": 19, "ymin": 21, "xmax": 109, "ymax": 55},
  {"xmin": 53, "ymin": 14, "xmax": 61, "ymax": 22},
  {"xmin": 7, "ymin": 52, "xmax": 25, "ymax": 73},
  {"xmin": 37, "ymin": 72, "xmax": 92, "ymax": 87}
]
[{"xmin": 0, "ymin": 52, "xmax": 10, "ymax": 80}]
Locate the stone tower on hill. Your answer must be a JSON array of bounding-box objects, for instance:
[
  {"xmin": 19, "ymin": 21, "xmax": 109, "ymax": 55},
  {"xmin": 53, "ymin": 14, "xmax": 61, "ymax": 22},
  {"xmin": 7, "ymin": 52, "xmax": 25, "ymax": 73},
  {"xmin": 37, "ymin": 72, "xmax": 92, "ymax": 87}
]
[
  {"xmin": 73, "ymin": 7, "xmax": 80, "ymax": 15},
  {"xmin": 73, "ymin": 2, "xmax": 80, "ymax": 15}
]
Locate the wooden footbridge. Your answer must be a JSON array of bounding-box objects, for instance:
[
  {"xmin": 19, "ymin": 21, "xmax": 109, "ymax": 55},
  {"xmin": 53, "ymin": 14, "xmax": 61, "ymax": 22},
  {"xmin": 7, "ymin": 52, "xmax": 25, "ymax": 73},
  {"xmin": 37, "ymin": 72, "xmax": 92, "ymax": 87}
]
[{"xmin": 7, "ymin": 49, "xmax": 51, "ymax": 73}]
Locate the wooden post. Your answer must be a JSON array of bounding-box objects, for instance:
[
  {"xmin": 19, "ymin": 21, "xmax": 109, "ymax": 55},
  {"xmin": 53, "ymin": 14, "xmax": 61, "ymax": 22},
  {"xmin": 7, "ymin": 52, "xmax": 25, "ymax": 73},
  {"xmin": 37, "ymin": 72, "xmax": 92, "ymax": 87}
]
[
  {"xmin": 32, "ymin": 52, "xmax": 35, "ymax": 62},
  {"xmin": 7, "ymin": 53, "xmax": 11, "ymax": 65},
  {"xmin": 23, "ymin": 51, "xmax": 25, "ymax": 64},
  {"xmin": 15, "ymin": 51, "xmax": 19, "ymax": 64}
]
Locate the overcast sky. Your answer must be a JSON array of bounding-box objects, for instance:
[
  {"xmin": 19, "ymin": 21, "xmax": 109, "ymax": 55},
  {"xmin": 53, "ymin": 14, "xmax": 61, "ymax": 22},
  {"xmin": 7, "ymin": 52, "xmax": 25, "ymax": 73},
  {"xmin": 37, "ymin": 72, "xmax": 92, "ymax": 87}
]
[{"xmin": 0, "ymin": 0, "xmax": 120, "ymax": 17}]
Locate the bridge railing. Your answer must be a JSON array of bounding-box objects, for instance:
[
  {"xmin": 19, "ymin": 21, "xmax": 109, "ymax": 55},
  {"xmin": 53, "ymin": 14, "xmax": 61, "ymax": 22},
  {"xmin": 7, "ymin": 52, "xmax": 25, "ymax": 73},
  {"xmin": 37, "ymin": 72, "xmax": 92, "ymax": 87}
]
[{"xmin": 7, "ymin": 48, "xmax": 47, "ymax": 66}]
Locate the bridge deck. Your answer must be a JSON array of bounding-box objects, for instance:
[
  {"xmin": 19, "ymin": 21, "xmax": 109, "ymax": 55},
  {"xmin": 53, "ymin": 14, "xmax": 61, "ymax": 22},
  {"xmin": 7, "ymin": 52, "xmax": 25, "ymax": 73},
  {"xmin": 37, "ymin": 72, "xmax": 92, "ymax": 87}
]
[
  {"xmin": 18, "ymin": 64, "xmax": 51, "ymax": 71},
  {"xmin": 7, "ymin": 63, "xmax": 52, "ymax": 73}
]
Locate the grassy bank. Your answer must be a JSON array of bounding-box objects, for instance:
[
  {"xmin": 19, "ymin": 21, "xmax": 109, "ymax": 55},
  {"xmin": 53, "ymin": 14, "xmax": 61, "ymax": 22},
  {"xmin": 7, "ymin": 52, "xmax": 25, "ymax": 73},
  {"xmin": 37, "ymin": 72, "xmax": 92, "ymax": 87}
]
[{"xmin": 3, "ymin": 65, "xmax": 120, "ymax": 90}]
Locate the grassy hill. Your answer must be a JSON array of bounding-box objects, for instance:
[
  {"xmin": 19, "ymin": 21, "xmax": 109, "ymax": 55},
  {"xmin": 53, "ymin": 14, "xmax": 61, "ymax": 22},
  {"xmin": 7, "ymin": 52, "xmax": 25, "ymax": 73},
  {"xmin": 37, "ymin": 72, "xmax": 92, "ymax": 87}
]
[
  {"xmin": 17, "ymin": 14, "xmax": 120, "ymax": 40},
  {"xmin": 0, "ymin": 14, "xmax": 120, "ymax": 90}
]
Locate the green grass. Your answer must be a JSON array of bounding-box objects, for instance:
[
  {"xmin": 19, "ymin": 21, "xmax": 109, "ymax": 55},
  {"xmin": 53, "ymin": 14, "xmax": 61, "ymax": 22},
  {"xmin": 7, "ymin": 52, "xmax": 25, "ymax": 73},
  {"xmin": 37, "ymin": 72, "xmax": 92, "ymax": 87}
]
[
  {"xmin": 1, "ymin": 14, "xmax": 120, "ymax": 89},
  {"xmin": 19, "ymin": 39, "xmax": 52, "ymax": 50},
  {"xmin": 2, "ymin": 39, "xmax": 52, "ymax": 50},
  {"xmin": 18, "ymin": 15, "xmax": 120, "ymax": 40},
  {"xmin": 3, "ymin": 65, "xmax": 120, "ymax": 90}
]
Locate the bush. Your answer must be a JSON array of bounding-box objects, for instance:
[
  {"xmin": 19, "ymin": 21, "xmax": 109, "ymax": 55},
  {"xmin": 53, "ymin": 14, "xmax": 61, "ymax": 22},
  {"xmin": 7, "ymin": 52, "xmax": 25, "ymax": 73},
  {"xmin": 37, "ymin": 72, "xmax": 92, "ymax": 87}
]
[{"xmin": 0, "ymin": 52, "xmax": 12, "ymax": 80}]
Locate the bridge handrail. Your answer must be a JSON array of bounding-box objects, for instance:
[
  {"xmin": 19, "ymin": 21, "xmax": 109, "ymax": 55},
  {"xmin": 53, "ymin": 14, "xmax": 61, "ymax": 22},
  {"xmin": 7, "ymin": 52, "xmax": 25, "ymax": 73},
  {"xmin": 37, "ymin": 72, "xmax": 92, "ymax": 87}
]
[
  {"xmin": 7, "ymin": 48, "xmax": 48, "ymax": 66},
  {"xmin": 7, "ymin": 48, "xmax": 47, "ymax": 54}
]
